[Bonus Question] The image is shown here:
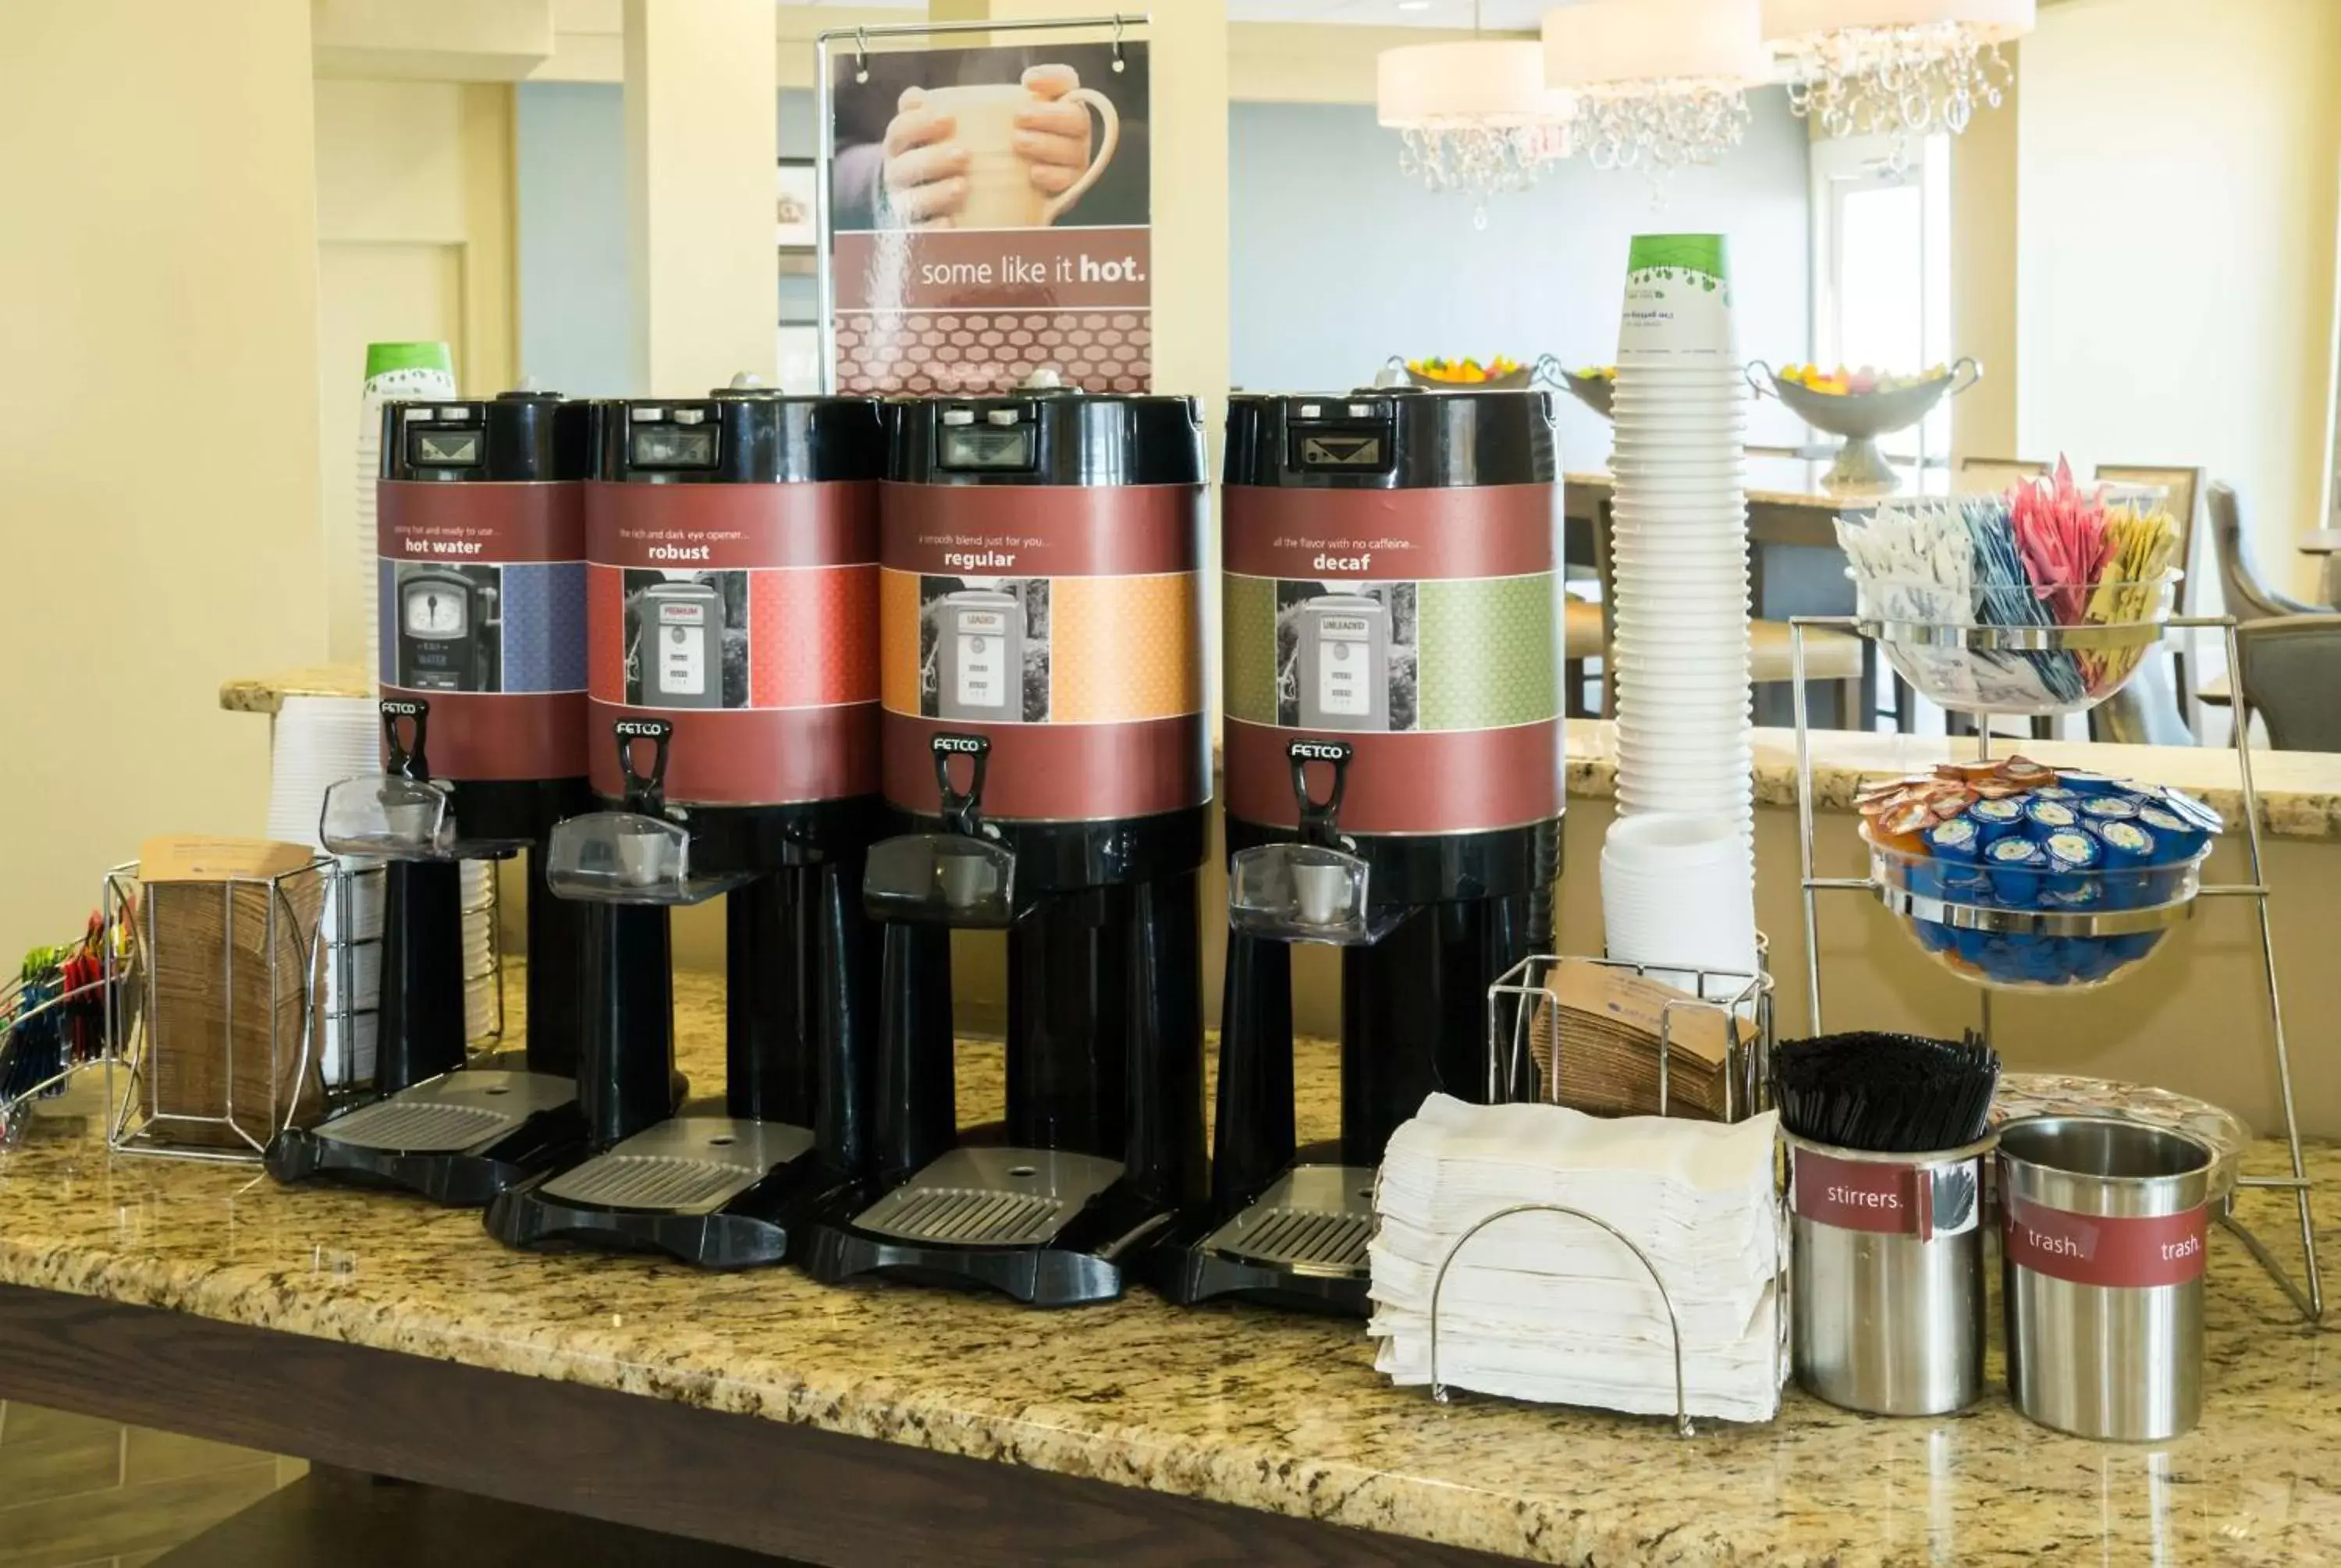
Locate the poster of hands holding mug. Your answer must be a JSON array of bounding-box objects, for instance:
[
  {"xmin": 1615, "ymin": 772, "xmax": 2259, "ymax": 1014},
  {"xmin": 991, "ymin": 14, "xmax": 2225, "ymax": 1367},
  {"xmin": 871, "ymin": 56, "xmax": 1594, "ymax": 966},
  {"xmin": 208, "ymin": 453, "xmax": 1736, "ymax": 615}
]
[{"xmin": 827, "ymin": 37, "xmax": 1152, "ymax": 396}]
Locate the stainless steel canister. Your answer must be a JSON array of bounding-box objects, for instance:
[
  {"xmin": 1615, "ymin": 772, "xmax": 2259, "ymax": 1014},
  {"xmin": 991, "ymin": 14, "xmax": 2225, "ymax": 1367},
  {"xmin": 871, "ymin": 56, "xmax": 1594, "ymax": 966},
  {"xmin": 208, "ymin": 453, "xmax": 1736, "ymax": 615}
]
[
  {"xmin": 1998, "ymin": 1116, "xmax": 2214, "ymax": 1442},
  {"xmin": 1786, "ymin": 1131, "xmax": 1993, "ymax": 1417}
]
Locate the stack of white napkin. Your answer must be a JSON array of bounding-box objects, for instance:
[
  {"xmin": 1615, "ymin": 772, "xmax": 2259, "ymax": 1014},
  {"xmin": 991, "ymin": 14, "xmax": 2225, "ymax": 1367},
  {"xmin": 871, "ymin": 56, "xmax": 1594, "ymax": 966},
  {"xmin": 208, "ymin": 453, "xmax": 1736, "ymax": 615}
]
[{"xmin": 1368, "ymin": 1094, "xmax": 1785, "ymax": 1424}]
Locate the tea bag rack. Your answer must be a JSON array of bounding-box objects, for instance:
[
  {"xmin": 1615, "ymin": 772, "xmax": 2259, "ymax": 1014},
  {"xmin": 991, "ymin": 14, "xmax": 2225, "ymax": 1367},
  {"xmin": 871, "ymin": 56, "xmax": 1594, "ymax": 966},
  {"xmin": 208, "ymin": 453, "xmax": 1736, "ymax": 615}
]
[
  {"xmin": 1486, "ymin": 948, "xmax": 1777, "ymax": 1123},
  {"xmin": 102, "ymin": 856, "xmax": 331, "ymax": 1164},
  {"xmin": 1787, "ymin": 612, "xmax": 2322, "ymax": 1324}
]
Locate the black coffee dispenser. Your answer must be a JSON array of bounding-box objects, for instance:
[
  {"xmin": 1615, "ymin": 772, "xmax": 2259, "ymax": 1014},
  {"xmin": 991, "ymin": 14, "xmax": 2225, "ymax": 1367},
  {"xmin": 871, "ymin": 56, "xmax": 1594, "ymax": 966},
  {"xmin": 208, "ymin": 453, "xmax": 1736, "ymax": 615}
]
[
  {"xmin": 1153, "ymin": 387, "xmax": 1565, "ymax": 1314},
  {"xmin": 801, "ymin": 377, "xmax": 1212, "ymax": 1307},
  {"xmin": 484, "ymin": 385, "xmax": 887, "ymax": 1268},
  {"xmin": 268, "ymin": 389, "xmax": 594, "ymax": 1204}
]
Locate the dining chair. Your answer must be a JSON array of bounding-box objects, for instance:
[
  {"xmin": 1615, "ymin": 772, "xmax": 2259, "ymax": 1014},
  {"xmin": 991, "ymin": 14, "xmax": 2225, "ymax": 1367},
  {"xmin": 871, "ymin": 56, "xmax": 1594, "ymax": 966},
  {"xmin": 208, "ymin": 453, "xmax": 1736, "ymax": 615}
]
[
  {"xmin": 1955, "ymin": 456, "xmax": 2049, "ymax": 494},
  {"xmin": 1564, "ymin": 593, "xmax": 1604, "ymax": 718},
  {"xmin": 2233, "ymin": 614, "xmax": 2341, "ymax": 750},
  {"xmin": 2095, "ymin": 463, "xmax": 2204, "ymax": 730},
  {"xmin": 1588, "ymin": 504, "xmax": 1867, "ymax": 726},
  {"xmin": 2202, "ymin": 482, "xmax": 2320, "ymax": 737},
  {"xmin": 2087, "ymin": 647, "xmax": 2193, "ymax": 747}
]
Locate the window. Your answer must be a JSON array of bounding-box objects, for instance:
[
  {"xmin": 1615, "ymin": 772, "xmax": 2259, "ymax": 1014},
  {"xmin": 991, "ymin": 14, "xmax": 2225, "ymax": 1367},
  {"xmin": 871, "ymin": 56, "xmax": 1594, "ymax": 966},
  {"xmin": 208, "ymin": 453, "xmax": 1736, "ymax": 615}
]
[{"xmin": 1809, "ymin": 133, "xmax": 1952, "ymax": 470}]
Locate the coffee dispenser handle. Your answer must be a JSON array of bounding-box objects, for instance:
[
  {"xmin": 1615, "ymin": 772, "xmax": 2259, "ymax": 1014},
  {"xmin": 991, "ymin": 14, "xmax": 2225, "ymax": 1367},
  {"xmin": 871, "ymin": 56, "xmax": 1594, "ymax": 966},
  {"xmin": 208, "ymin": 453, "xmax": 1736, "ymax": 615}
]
[
  {"xmin": 1286, "ymin": 739, "xmax": 1354, "ymax": 852},
  {"xmin": 1040, "ymin": 87, "xmax": 1121, "ymax": 225},
  {"xmin": 380, "ymin": 700, "xmax": 431, "ymax": 782},
  {"xmin": 930, "ymin": 734, "xmax": 993, "ymax": 839},
  {"xmin": 614, "ymin": 720, "xmax": 673, "ymax": 816}
]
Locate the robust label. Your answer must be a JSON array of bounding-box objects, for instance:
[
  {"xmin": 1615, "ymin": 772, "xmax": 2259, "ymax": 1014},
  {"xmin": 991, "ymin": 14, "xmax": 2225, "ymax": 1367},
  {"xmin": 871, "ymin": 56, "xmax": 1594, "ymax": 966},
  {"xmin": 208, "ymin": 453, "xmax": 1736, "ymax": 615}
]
[
  {"xmin": 877, "ymin": 482, "xmax": 1207, "ymax": 825},
  {"xmin": 1791, "ymin": 1148, "xmax": 1980, "ymax": 1240},
  {"xmin": 1222, "ymin": 483, "xmax": 1561, "ymax": 837},
  {"xmin": 2003, "ymin": 1194, "xmax": 2208, "ymax": 1289},
  {"xmin": 585, "ymin": 480, "xmax": 879, "ymax": 807},
  {"xmin": 377, "ymin": 481, "xmax": 587, "ymax": 782}
]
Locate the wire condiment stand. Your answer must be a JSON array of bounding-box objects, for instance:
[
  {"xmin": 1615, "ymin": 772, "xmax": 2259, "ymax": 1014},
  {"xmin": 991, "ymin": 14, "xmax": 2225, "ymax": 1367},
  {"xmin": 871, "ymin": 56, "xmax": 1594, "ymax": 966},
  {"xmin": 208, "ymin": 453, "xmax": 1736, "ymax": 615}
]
[{"xmin": 1789, "ymin": 611, "xmax": 2321, "ymax": 1324}]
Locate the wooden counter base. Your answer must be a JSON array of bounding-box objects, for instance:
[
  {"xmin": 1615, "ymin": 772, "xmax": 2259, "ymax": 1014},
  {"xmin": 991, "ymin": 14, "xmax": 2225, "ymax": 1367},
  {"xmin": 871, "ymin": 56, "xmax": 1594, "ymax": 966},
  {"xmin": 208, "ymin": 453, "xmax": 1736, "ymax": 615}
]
[{"xmin": 0, "ymin": 1283, "xmax": 1508, "ymax": 1568}]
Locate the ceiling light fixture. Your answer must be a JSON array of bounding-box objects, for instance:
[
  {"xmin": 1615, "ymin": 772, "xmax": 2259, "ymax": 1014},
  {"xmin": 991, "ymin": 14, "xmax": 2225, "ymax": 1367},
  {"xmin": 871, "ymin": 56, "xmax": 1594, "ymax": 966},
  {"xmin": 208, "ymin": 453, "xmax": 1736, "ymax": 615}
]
[
  {"xmin": 1377, "ymin": 3, "xmax": 1572, "ymax": 224},
  {"xmin": 1542, "ymin": 0, "xmax": 1771, "ymax": 174},
  {"xmin": 1764, "ymin": 0, "xmax": 2032, "ymax": 151}
]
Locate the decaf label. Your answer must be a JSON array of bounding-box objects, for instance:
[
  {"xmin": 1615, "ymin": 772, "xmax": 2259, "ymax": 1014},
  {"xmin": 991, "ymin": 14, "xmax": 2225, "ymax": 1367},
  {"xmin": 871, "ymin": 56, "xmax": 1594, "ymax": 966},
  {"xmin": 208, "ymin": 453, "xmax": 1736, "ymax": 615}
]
[
  {"xmin": 1224, "ymin": 573, "xmax": 1557, "ymax": 736},
  {"xmin": 2003, "ymin": 1194, "xmax": 2207, "ymax": 1289}
]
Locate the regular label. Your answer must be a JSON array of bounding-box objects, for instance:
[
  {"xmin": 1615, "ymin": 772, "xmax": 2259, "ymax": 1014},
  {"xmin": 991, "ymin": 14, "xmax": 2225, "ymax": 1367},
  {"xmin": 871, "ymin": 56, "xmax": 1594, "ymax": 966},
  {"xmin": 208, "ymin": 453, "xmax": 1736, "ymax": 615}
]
[{"xmin": 2003, "ymin": 1194, "xmax": 2207, "ymax": 1289}]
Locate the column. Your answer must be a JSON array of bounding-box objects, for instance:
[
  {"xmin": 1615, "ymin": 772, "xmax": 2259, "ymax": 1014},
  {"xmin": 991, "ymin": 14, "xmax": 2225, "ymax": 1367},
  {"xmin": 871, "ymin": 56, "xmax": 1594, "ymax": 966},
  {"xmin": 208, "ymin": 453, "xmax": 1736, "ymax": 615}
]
[{"xmin": 624, "ymin": 0, "xmax": 778, "ymax": 395}]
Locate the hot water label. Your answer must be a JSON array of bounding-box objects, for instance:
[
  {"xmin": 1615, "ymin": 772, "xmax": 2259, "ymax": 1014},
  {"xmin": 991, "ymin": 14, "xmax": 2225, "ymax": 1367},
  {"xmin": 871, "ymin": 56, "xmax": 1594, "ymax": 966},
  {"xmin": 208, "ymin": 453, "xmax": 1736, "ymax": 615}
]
[
  {"xmin": 1220, "ymin": 481, "xmax": 1561, "ymax": 837},
  {"xmin": 585, "ymin": 479, "xmax": 880, "ymax": 808},
  {"xmin": 2002, "ymin": 1194, "xmax": 2207, "ymax": 1289},
  {"xmin": 876, "ymin": 481, "xmax": 1207, "ymax": 824},
  {"xmin": 376, "ymin": 481, "xmax": 587, "ymax": 781}
]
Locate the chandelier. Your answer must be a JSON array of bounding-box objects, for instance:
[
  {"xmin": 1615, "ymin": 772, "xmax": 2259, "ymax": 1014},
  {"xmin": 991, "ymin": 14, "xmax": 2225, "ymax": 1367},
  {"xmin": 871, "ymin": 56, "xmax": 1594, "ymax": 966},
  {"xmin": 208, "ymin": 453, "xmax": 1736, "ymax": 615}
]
[
  {"xmin": 1765, "ymin": 1, "xmax": 2034, "ymax": 147},
  {"xmin": 1377, "ymin": 27, "xmax": 1572, "ymax": 223},
  {"xmin": 1543, "ymin": 0, "xmax": 1772, "ymax": 174}
]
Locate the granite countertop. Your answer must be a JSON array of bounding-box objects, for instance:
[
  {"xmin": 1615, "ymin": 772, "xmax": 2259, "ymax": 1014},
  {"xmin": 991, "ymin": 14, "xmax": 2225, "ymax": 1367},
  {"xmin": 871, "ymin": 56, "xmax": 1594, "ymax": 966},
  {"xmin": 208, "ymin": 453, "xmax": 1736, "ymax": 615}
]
[
  {"xmin": 215, "ymin": 669, "xmax": 2341, "ymax": 844},
  {"xmin": 3, "ymin": 970, "xmax": 2336, "ymax": 1566}
]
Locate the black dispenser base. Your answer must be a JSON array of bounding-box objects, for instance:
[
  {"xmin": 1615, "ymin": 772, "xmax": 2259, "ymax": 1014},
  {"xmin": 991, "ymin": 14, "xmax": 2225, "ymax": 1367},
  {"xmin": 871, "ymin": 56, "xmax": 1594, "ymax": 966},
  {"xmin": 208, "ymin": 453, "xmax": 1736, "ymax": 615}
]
[
  {"xmin": 800, "ymin": 1146, "xmax": 1179, "ymax": 1309},
  {"xmin": 1145, "ymin": 1155, "xmax": 1375, "ymax": 1318},
  {"xmin": 264, "ymin": 1068, "xmax": 588, "ymax": 1209},
  {"xmin": 484, "ymin": 1114, "xmax": 851, "ymax": 1271}
]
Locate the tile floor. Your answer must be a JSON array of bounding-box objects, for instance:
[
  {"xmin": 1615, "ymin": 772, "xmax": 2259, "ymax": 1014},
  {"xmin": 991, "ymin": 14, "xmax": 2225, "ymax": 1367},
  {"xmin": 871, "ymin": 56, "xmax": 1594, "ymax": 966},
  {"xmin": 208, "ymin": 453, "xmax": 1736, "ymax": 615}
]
[{"xmin": 0, "ymin": 1401, "xmax": 301, "ymax": 1568}]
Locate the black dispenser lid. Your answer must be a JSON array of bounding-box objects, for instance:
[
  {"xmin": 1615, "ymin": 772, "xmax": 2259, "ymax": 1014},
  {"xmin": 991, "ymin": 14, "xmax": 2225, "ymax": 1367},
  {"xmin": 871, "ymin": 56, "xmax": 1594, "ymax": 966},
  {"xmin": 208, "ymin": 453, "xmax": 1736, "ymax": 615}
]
[
  {"xmin": 1224, "ymin": 382, "xmax": 1559, "ymax": 490},
  {"xmin": 382, "ymin": 385, "xmax": 593, "ymax": 482},
  {"xmin": 597, "ymin": 376, "xmax": 886, "ymax": 484},
  {"xmin": 887, "ymin": 370, "xmax": 1206, "ymax": 487}
]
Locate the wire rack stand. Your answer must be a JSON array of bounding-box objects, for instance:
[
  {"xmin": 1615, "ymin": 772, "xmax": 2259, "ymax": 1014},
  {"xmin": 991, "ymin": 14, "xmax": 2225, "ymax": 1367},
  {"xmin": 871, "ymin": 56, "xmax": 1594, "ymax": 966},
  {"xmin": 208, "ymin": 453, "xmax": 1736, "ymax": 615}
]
[{"xmin": 1789, "ymin": 612, "xmax": 2321, "ymax": 1324}]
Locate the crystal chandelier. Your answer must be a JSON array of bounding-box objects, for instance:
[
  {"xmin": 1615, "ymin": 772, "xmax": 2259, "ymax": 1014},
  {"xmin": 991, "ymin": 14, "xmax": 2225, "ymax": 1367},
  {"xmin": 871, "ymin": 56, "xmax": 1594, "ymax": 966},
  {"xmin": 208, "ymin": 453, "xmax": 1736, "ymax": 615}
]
[
  {"xmin": 1543, "ymin": 0, "xmax": 1772, "ymax": 174},
  {"xmin": 1377, "ymin": 21, "xmax": 1572, "ymax": 221},
  {"xmin": 1765, "ymin": 1, "xmax": 2034, "ymax": 147}
]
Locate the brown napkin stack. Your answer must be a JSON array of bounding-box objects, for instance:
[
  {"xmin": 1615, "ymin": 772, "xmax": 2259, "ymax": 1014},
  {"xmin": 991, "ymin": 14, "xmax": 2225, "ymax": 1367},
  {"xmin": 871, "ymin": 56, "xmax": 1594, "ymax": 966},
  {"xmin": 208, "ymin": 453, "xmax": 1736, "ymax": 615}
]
[
  {"xmin": 136, "ymin": 839, "xmax": 327, "ymax": 1148},
  {"xmin": 1526, "ymin": 958, "xmax": 1746, "ymax": 1121}
]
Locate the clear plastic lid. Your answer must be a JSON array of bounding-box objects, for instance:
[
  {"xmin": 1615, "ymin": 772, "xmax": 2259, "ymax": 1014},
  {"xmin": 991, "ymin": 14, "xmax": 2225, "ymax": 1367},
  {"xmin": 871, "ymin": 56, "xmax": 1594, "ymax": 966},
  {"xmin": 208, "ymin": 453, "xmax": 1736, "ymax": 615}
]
[
  {"xmin": 544, "ymin": 811, "xmax": 742, "ymax": 906},
  {"xmin": 863, "ymin": 833, "xmax": 1018, "ymax": 928},
  {"xmin": 318, "ymin": 774, "xmax": 458, "ymax": 860},
  {"xmin": 1228, "ymin": 843, "xmax": 1402, "ymax": 946}
]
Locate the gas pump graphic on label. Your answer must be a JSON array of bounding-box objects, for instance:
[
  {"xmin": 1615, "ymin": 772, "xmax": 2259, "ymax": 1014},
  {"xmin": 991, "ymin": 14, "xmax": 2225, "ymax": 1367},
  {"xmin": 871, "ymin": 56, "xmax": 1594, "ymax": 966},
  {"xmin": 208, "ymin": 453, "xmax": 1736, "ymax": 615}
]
[
  {"xmin": 396, "ymin": 566, "xmax": 496, "ymax": 692},
  {"xmin": 1298, "ymin": 594, "xmax": 1390, "ymax": 732},
  {"xmin": 640, "ymin": 580, "xmax": 724, "ymax": 709},
  {"xmin": 938, "ymin": 589, "xmax": 1025, "ymax": 722}
]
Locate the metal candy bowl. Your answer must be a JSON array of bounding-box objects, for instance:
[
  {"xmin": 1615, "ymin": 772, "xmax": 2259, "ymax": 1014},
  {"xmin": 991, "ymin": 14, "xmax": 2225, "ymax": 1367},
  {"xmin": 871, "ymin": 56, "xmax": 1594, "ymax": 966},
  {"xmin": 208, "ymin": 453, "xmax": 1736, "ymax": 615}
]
[
  {"xmin": 1863, "ymin": 825, "xmax": 2210, "ymax": 991},
  {"xmin": 1559, "ymin": 369, "xmax": 1614, "ymax": 419},
  {"xmin": 1750, "ymin": 357, "xmax": 1979, "ymax": 490}
]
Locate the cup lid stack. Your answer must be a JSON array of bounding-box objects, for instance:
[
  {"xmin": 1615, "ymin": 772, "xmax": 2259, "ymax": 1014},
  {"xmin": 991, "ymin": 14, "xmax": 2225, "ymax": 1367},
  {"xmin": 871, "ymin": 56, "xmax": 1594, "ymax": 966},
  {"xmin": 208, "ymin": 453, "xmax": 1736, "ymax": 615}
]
[
  {"xmin": 1368, "ymin": 1094, "xmax": 1786, "ymax": 1423},
  {"xmin": 1604, "ymin": 235, "xmax": 1757, "ymax": 977}
]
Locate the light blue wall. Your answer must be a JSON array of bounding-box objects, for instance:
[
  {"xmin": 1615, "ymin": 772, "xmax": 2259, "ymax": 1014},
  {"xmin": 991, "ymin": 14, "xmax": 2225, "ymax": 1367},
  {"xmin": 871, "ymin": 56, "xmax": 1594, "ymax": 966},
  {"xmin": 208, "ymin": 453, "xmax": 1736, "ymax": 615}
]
[
  {"xmin": 514, "ymin": 82, "xmax": 629, "ymax": 396},
  {"xmin": 515, "ymin": 83, "xmax": 1811, "ymax": 449},
  {"xmin": 1227, "ymin": 89, "xmax": 1813, "ymax": 470},
  {"xmin": 514, "ymin": 86, "xmax": 820, "ymax": 396}
]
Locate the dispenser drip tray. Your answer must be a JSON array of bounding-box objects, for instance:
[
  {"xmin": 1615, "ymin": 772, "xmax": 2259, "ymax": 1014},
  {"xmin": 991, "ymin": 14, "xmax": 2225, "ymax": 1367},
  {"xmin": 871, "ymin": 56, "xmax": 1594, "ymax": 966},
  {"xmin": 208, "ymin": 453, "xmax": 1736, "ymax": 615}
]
[
  {"xmin": 1201, "ymin": 1165, "xmax": 1377, "ymax": 1275},
  {"xmin": 319, "ymin": 1071, "xmax": 575, "ymax": 1155},
  {"xmin": 854, "ymin": 1148, "xmax": 1122, "ymax": 1248},
  {"xmin": 536, "ymin": 1117, "xmax": 813, "ymax": 1215}
]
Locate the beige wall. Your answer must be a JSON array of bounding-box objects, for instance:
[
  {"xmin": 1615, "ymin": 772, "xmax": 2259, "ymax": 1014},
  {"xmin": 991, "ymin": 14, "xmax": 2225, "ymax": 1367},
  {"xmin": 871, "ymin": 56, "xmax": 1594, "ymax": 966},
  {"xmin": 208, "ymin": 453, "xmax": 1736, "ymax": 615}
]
[
  {"xmin": 1947, "ymin": 44, "xmax": 2020, "ymax": 466},
  {"xmin": 314, "ymin": 79, "xmax": 517, "ymax": 664},
  {"xmin": 0, "ymin": 0, "xmax": 326, "ymax": 962},
  {"xmin": 2014, "ymin": 0, "xmax": 2341, "ymax": 596}
]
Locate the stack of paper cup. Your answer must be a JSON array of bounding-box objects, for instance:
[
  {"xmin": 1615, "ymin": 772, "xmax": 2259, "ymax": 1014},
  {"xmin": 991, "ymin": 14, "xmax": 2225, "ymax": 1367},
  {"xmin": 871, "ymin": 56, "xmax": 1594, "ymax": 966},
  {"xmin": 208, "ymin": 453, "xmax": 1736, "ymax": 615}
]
[
  {"xmin": 267, "ymin": 696, "xmax": 387, "ymax": 1084},
  {"xmin": 354, "ymin": 343, "xmax": 456, "ymax": 669},
  {"xmin": 1604, "ymin": 234, "xmax": 1757, "ymax": 971},
  {"xmin": 1600, "ymin": 813, "xmax": 1759, "ymax": 988},
  {"xmin": 460, "ymin": 863, "xmax": 499, "ymax": 1043}
]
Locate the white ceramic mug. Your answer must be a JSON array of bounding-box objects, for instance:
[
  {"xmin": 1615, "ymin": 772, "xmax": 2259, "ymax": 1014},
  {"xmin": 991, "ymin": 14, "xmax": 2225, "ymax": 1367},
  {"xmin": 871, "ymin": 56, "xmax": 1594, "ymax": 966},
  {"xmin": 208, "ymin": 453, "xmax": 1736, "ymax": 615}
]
[{"xmin": 913, "ymin": 81, "xmax": 1120, "ymax": 228}]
